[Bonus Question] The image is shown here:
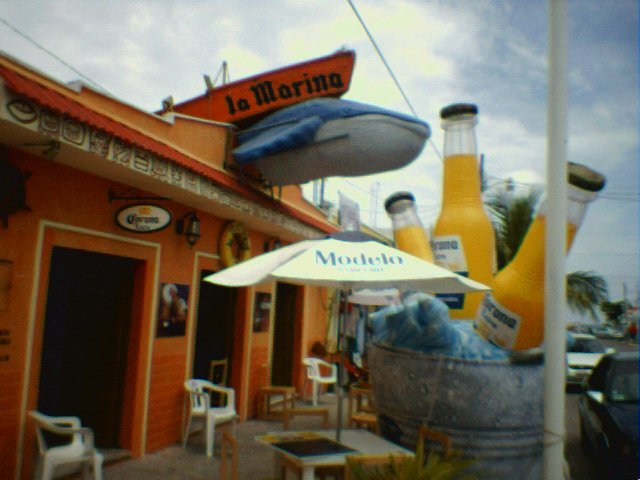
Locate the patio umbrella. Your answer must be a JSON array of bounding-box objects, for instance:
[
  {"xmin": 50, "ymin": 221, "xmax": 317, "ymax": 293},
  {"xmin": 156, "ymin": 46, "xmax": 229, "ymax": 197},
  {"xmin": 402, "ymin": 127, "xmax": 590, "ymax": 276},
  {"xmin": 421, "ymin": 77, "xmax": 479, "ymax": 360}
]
[{"xmin": 204, "ymin": 230, "xmax": 489, "ymax": 440}]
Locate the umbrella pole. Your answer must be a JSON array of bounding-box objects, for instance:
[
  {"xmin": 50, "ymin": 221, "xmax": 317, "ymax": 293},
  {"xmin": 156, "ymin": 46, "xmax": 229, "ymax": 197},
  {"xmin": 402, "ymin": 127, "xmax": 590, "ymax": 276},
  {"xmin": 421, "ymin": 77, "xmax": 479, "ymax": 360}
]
[{"xmin": 336, "ymin": 289, "xmax": 348, "ymax": 442}]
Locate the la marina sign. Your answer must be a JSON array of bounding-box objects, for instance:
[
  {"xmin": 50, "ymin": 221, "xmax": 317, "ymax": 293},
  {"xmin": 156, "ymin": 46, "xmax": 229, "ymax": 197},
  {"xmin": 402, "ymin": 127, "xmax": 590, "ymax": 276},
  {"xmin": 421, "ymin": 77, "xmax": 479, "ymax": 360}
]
[
  {"xmin": 224, "ymin": 72, "xmax": 346, "ymax": 116},
  {"xmin": 172, "ymin": 49, "xmax": 355, "ymax": 123},
  {"xmin": 116, "ymin": 204, "xmax": 172, "ymax": 233}
]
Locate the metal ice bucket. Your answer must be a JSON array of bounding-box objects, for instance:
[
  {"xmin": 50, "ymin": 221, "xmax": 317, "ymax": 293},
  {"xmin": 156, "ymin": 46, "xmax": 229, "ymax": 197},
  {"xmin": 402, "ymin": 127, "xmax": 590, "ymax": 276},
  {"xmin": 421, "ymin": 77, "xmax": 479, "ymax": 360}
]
[{"xmin": 368, "ymin": 343, "xmax": 543, "ymax": 480}]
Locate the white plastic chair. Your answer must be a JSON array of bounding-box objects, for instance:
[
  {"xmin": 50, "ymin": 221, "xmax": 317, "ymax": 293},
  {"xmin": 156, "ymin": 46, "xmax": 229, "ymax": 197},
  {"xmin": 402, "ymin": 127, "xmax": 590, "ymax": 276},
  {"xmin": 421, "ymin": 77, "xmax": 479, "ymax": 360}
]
[
  {"xmin": 303, "ymin": 357, "xmax": 338, "ymax": 406},
  {"xmin": 29, "ymin": 410, "xmax": 103, "ymax": 480},
  {"xmin": 183, "ymin": 379, "xmax": 237, "ymax": 457}
]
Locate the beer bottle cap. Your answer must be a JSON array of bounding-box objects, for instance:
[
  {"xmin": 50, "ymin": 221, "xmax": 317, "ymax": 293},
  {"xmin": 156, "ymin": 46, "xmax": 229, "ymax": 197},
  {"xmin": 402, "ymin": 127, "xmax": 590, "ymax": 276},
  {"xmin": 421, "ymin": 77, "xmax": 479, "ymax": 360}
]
[
  {"xmin": 568, "ymin": 162, "xmax": 606, "ymax": 192},
  {"xmin": 384, "ymin": 191, "xmax": 415, "ymax": 213},
  {"xmin": 440, "ymin": 103, "xmax": 478, "ymax": 119}
]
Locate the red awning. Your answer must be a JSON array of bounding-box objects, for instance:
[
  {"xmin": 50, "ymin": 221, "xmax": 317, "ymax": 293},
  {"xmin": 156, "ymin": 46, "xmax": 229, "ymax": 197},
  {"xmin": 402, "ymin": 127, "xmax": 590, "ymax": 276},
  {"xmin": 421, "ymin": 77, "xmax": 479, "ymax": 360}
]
[{"xmin": 0, "ymin": 65, "xmax": 335, "ymax": 234}]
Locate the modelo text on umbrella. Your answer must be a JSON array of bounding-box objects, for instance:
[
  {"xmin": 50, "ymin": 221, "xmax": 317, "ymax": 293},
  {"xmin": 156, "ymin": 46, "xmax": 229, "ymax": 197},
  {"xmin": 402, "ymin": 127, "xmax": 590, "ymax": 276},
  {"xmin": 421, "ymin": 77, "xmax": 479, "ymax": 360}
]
[{"xmin": 315, "ymin": 250, "xmax": 405, "ymax": 269}]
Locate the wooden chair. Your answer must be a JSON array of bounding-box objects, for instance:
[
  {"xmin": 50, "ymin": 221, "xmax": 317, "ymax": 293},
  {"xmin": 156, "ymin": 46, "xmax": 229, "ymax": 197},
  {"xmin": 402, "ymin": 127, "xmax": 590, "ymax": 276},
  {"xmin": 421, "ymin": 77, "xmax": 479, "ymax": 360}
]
[
  {"xmin": 279, "ymin": 452, "xmax": 343, "ymax": 480},
  {"xmin": 256, "ymin": 363, "xmax": 296, "ymax": 421},
  {"xmin": 344, "ymin": 453, "xmax": 413, "ymax": 480},
  {"xmin": 347, "ymin": 385, "xmax": 378, "ymax": 434},
  {"xmin": 209, "ymin": 358, "xmax": 229, "ymax": 385},
  {"xmin": 220, "ymin": 429, "xmax": 238, "ymax": 480},
  {"xmin": 417, "ymin": 424, "xmax": 452, "ymax": 458},
  {"xmin": 209, "ymin": 358, "xmax": 229, "ymax": 406},
  {"xmin": 282, "ymin": 406, "xmax": 329, "ymax": 430}
]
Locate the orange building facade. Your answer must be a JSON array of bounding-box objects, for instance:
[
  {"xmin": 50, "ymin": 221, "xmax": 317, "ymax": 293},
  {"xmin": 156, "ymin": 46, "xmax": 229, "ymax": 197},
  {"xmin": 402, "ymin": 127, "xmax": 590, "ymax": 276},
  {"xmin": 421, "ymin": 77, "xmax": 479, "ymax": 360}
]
[{"xmin": 0, "ymin": 54, "xmax": 339, "ymax": 479}]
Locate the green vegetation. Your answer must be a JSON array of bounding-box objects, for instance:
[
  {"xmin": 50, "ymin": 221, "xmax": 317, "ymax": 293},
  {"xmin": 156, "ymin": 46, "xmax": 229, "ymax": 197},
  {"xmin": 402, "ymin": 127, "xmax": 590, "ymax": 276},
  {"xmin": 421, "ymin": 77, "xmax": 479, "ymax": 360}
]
[
  {"xmin": 346, "ymin": 448, "xmax": 476, "ymax": 480},
  {"xmin": 600, "ymin": 300, "xmax": 631, "ymax": 328}
]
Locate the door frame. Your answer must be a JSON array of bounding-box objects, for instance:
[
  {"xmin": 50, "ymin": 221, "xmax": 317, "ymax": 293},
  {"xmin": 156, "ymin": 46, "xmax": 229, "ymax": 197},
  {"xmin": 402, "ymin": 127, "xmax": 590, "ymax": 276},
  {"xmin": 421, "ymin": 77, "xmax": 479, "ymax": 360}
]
[
  {"xmin": 17, "ymin": 220, "xmax": 160, "ymax": 479},
  {"xmin": 186, "ymin": 253, "xmax": 252, "ymax": 420},
  {"xmin": 39, "ymin": 246, "xmax": 138, "ymax": 448}
]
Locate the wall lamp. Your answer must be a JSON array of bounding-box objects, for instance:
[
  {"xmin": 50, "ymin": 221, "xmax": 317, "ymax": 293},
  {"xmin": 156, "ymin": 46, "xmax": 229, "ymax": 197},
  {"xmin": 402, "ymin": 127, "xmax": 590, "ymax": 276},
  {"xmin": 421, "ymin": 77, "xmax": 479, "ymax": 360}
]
[
  {"xmin": 263, "ymin": 237, "xmax": 282, "ymax": 253},
  {"xmin": 175, "ymin": 212, "xmax": 201, "ymax": 247}
]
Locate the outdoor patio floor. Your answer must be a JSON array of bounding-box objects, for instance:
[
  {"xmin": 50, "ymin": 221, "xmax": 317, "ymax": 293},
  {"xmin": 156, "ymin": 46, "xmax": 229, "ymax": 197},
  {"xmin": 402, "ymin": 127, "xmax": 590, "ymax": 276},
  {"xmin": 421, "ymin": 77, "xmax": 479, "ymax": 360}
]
[{"xmin": 100, "ymin": 393, "xmax": 344, "ymax": 480}]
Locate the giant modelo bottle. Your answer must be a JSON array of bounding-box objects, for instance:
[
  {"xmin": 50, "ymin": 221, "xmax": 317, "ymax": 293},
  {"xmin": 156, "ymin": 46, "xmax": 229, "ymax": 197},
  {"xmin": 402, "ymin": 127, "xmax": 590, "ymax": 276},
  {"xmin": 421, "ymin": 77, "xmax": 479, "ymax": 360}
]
[
  {"xmin": 385, "ymin": 192, "xmax": 434, "ymax": 263},
  {"xmin": 474, "ymin": 162, "xmax": 606, "ymax": 350},
  {"xmin": 432, "ymin": 103, "xmax": 496, "ymax": 318}
]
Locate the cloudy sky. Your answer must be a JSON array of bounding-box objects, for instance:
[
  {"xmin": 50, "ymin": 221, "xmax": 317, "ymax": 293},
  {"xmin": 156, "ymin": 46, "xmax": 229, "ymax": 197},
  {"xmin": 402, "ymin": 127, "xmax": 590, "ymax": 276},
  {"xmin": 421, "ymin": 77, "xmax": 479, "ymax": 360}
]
[{"xmin": 1, "ymin": 0, "xmax": 638, "ymax": 306}]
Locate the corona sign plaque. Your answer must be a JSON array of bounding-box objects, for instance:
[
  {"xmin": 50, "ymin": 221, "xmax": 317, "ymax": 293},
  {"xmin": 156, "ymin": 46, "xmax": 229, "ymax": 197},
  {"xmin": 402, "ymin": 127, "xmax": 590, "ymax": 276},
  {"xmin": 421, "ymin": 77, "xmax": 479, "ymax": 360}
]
[{"xmin": 116, "ymin": 204, "xmax": 172, "ymax": 233}]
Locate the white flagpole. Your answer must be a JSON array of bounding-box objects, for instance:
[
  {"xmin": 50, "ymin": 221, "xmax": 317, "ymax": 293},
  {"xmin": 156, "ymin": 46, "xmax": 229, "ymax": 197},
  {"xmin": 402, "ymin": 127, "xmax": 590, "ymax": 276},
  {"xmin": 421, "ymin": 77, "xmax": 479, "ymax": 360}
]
[{"xmin": 544, "ymin": 0, "xmax": 568, "ymax": 478}]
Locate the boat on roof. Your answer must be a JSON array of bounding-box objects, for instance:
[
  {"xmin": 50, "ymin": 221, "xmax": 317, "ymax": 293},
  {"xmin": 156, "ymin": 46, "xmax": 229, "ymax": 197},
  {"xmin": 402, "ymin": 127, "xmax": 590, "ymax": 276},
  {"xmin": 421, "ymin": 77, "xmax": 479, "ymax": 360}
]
[{"xmin": 232, "ymin": 97, "xmax": 431, "ymax": 186}]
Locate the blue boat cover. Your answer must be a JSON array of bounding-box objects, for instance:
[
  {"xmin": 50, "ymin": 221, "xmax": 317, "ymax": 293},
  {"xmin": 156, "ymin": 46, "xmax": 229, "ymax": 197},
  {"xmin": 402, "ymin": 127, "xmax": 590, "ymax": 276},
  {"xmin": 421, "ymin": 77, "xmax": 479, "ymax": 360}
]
[{"xmin": 233, "ymin": 98, "xmax": 430, "ymax": 166}]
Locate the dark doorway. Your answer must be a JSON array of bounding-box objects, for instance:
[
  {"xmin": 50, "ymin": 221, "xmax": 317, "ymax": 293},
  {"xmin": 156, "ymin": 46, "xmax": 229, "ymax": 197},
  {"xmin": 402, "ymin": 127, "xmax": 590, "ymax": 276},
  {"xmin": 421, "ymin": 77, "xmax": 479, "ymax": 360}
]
[
  {"xmin": 38, "ymin": 247, "xmax": 137, "ymax": 448},
  {"xmin": 270, "ymin": 282, "xmax": 299, "ymax": 386},
  {"xmin": 192, "ymin": 270, "xmax": 237, "ymax": 384}
]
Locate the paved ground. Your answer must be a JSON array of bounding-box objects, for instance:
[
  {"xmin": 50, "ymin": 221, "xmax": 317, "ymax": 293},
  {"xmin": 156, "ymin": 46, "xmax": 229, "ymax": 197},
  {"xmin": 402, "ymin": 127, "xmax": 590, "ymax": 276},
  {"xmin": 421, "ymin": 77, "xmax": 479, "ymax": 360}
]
[
  {"xmin": 71, "ymin": 340, "xmax": 639, "ymax": 480},
  {"xmin": 101, "ymin": 394, "xmax": 344, "ymax": 480}
]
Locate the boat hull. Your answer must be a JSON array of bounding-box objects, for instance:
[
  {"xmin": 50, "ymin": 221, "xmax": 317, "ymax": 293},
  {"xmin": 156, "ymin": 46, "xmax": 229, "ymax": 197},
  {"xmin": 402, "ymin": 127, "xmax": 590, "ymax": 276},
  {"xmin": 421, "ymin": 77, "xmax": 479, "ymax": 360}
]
[{"xmin": 251, "ymin": 113, "xmax": 429, "ymax": 185}]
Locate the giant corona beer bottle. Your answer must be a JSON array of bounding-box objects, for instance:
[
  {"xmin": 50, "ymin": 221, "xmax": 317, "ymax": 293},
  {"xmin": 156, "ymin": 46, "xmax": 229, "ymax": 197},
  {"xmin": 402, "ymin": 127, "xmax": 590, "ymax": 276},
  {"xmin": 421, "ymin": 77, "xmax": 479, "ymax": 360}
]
[
  {"xmin": 474, "ymin": 162, "xmax": 606, "ymax": 350},
  {"xmin": 433, "ymin": 103, "xmax": 496, "ymax": 318},
  {"xmin": 385, "ymin": 192, "xmax": 434, "ymax": 263}
]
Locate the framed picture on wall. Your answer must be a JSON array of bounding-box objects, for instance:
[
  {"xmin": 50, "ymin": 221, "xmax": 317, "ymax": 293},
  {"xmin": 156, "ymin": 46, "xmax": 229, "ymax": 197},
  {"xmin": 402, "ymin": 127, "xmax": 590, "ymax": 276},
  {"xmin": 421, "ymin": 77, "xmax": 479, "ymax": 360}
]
[
  {"xmin": 156, "ymin": 283, "xmax": 189, "ymax": 337},
  {"xmin": 253, "ymin": 292, "xmax": 271, "ymax": 333}
]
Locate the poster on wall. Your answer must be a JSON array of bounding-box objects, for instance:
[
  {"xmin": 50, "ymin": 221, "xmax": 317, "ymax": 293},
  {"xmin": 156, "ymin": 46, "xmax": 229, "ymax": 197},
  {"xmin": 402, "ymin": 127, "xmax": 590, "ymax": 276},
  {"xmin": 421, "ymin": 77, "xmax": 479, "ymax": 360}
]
[
  {"xmin": 157, "ymin": 283, "xmax": 189, "ymax": 337},
  {"xmin": 253, "ymin": 292, "xmax": 272, "ymax": 333}
]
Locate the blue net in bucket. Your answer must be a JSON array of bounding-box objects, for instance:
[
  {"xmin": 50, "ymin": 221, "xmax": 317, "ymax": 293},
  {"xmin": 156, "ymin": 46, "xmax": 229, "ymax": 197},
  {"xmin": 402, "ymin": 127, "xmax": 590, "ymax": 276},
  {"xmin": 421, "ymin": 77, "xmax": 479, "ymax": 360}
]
[{"xmin": 369, "ymin": 293, "xmax": 509, "ymax": 360}]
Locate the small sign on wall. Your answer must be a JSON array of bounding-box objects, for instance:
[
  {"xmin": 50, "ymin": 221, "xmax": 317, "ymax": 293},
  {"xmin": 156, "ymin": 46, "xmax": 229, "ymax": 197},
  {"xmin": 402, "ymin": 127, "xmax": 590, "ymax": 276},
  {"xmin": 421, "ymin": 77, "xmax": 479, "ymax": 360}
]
[
  {"xmin": 157, "ymin": 283, "xmax": 189, "ymax": 337},
  {"xmin": 116, "ymin": 204, "xmax": 172, "ymax": 233},
  {"xmin": 253, "ymin": 292, "xmax": 271, "ymax": 333}
]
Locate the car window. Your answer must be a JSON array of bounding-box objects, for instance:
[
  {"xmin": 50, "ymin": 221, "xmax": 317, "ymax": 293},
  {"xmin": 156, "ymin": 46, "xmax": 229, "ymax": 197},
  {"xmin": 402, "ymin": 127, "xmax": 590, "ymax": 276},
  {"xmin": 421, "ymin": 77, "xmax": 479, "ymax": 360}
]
[
  {"xmin": 586, "ymin": 356, "xmax": 610, "ymax": 391},
  {"xmin": 568, "ymin": 337, "xmax": 605, "ymax": 353},
  {"xmin": 607, "ymin": 360, "xmax": 639, "ymax": 403}
]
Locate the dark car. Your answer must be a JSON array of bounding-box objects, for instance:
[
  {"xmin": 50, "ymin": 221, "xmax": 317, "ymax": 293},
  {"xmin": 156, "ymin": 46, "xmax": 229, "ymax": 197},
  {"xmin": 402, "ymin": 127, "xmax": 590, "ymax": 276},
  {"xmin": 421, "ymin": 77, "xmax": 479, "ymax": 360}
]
[{"xmin": 578, "ymin": 351, "xmax": 639, "ymax": 478}]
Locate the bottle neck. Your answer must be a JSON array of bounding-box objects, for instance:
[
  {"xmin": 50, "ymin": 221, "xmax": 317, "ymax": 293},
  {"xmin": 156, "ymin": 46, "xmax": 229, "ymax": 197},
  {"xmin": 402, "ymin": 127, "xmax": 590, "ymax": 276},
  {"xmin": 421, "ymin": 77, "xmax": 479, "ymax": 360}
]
[
  {"xmin": 389, "ymin": 208, "xmax": 423, "ymax": 230},
  {"xmin": 536, "ymin": 185, "xmax": 598, "ymax": 227},
  {"xmin": 504, "ymin": 190, "xmax": 596, "ymax": 280},
  {"xmin": 441, "ymin": 154, "xmax": 483, "ymax": 204},
  {"xmin": 442, "ymin": 115, "xmax": 478, "ymax": 157},
  {"xmin": 440, "ymin": 115, "xmax": 481, "ymax": 205},
  {"xmin": 505, "ymin": 216, "xmax": 547, "ymax": 282}
]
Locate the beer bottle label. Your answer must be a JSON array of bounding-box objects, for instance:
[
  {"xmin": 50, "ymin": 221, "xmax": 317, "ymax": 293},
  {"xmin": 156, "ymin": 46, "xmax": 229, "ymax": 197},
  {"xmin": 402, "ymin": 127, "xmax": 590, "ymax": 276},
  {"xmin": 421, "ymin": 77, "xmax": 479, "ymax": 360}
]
[
  {"xmin": 433, "ymin": 234, "xmax": 468, "ymax": 272},
  {"xmin": 433, "ymin": 235, "xmax": 468, "ymax": 310},
  {"xmin": 474, "ymin": 293, "xmax": 522, "ymax": 349}
]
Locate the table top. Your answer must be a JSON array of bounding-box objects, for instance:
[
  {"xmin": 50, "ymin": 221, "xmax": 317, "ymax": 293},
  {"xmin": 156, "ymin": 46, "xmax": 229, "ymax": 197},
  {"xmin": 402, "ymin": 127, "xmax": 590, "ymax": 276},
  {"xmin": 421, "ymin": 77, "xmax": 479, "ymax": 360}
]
[{"xmin": 256, "ymin": 429, "xmax": 413, "ymax": 468}]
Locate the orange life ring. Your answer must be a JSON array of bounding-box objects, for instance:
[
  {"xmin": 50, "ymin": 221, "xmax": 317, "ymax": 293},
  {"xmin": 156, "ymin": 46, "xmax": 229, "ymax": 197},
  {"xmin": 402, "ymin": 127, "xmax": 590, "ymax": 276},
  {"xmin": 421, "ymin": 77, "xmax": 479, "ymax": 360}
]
[{"xmin": 219, "ymin": 221, "xmax": 252, "ymax": 267}]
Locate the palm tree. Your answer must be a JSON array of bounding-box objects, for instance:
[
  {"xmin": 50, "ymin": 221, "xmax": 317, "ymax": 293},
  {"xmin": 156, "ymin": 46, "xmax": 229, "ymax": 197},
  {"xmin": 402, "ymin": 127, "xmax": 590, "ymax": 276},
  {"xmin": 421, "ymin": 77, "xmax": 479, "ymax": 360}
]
[{"xmin": 484, "ymin": 189, "xmax": 608, "ymax": 321}]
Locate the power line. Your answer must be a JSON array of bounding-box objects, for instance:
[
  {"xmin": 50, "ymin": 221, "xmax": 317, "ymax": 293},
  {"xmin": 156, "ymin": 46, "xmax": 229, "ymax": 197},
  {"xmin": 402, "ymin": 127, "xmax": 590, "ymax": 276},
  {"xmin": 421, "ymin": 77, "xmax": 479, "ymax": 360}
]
[
  {"xmin": 0, "ymin": 16, "xmax": 111, "ymax": 94},
  {"xmin": 346, "ymin": 0, "xmax": 442, "ymax": 161}
]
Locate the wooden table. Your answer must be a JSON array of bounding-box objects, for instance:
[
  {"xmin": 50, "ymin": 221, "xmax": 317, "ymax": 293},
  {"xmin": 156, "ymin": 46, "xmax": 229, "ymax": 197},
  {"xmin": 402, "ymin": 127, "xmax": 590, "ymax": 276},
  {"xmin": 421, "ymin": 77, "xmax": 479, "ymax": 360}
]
[{"xmin": 256, "ymin": 429, "xmax": 413, "ymax": 480}]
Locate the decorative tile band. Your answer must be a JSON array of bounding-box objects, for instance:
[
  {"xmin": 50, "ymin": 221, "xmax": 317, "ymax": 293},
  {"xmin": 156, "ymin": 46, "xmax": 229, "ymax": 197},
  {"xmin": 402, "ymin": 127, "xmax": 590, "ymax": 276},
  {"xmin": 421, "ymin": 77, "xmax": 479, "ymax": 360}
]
[{"xmin": 2, "ymin": 92, "xmax": 322, "ymax": 239}]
